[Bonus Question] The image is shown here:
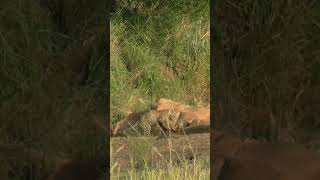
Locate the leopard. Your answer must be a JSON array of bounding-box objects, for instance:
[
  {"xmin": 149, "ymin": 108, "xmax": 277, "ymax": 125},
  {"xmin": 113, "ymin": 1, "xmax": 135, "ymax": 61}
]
[{"xmin": 136, "ymin": 109, "xmax": 180, "ymax": 136}]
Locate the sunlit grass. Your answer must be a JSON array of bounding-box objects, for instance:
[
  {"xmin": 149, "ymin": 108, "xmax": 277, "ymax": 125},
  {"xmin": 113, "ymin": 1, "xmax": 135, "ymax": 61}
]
[{"xmin": 110, "ymin": 0, "xmax": 210, "ymax": 123}]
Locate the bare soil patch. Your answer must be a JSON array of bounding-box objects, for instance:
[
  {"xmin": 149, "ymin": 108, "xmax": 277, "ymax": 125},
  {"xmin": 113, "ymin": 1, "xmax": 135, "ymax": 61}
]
[{"xmin": 111, "ymin": 133, "xmax": 210, "ymax": 175}]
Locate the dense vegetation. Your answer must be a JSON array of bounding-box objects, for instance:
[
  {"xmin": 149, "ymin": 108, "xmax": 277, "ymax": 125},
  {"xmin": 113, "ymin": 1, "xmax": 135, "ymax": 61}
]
[
  {"xmin": 110, "ymin": 0, "xmax": 210, "ymax": 124},
  {"xmin": 110, "ymin": 0, "xmax": 210, "ymax": 179},
  {"xmin": 0, "ymin": 0, "xmax": 106, "ymax": 179},
  {"xmin": 215, "ymin": 0, "xmax": 320, "ymax": 143},
  {"xmin": 1, "ymin": 0, "xmax": 319, "ymax": 179}
]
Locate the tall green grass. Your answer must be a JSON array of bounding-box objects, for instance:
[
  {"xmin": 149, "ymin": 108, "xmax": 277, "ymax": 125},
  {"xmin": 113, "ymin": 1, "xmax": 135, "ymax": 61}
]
[
  {"xmin": 110, "ymin": 0, "xmax": 210, "ymax": 124},
  {"xmin": 110, "ymin": 1, "xmax": 210, "ymax": 179},
  {"xmin": 215, "ymin": 0, "xmax": 320, "ymax": 142},
  {"xmin": 0, "ymin": 0, "xmax": 106, "ymax": 179}
]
